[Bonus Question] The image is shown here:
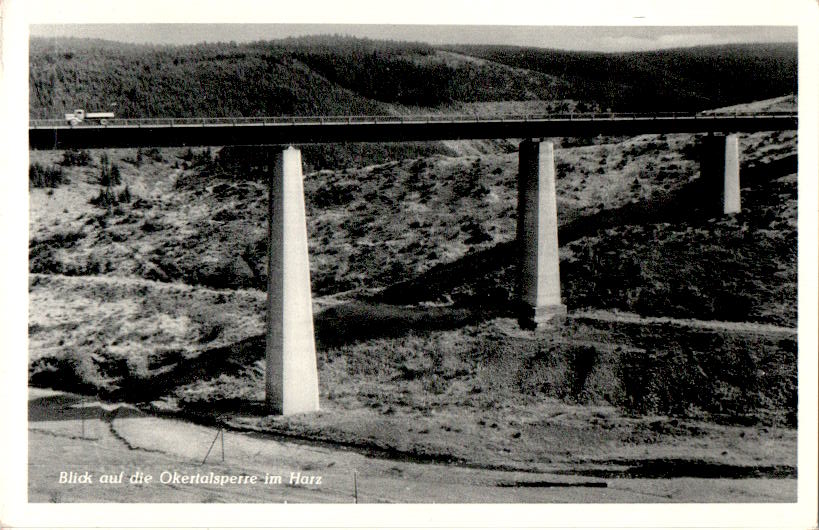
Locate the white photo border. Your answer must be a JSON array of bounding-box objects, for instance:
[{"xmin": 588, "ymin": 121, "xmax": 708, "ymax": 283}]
[{"xmin": 2, "ymin": 0, "xmax": 817, "ymax": 528}]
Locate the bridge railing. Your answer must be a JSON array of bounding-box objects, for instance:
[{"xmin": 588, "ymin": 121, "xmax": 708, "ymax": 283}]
[{"xmin": 28, "ymin": 111, "xmax": 797, "ymax": 129}]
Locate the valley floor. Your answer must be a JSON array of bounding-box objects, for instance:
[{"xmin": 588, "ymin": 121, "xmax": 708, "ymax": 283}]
[{"xmin": 29, "ymin": 388, "xmax": 795, "ymax": 504}]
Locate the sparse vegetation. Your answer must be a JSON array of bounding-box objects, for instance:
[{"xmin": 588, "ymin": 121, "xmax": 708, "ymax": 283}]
[
  {"xmin": 89, "ymin": 153, "xmax": 133, "ymax": 209},
  {"xmin": 59, "ymin": 148, "xmax": 92, "ymax": 167},
  {"xmin": 98, "ymin": 153, "xmax": 121, "ymax": 186},
  {"xmin": 89, "ymin": 187, "xmax": 118, "ymax": 208},
  {"xmin": 29, "ymin": 163, "xmax": 65, "ymax": 188},
  {"xmin": 27, "ymin": 272, "xmax": 796, "ymax": 431}
]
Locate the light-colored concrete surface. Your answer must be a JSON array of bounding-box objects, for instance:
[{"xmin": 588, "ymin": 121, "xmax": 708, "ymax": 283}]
[
  {"xmin": 265, "ymin": 147, "xmax": 320, "ymax": 415},
  {"xmin": 723, "ymin": 134, "xmax": 741, "ymax": 214},
  {"xmin": 517, "ymin": 140, "xmax": 565, "ymax": 325},
  {"xmin": 702, "ymin": 134, "xmax": 742, "ymax": 215}
]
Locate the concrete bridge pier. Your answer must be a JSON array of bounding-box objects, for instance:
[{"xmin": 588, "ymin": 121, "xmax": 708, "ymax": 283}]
[
  {"xmin": 265, "ymin": 146, "xmax": 320, "ymax": 415},
  {"xmin": 701, "ymin": 134, "xmax": 741, "ymax": 215},
  {"xmin": 517, "ymin": 139, "xmax": 567, "ymax": 328}
]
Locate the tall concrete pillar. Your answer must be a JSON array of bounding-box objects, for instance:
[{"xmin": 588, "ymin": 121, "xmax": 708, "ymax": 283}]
[
  {"xmin": 517, "ymin": 139, "xmax": 566, "ymax": 327},
  {"xmin": 723, "ymin": 134, "xmax": 741, "ymax": 214},
  {"xmin": 265, "ymin": 147, "xmax": 320, "ymax": 415},
  {"xmin": 701, "ymin": 134, "xmax": 741, "ymax": 215}
]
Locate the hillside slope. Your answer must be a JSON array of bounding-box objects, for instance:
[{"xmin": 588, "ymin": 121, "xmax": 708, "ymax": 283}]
[
  {"xmin": 29, "ymin": 36, "xmax": 572, "ymax": 118},
  {"xmin": 447, "ymin": 43, "xmax": 797, "ymax": 112},
  {"xmin": 31, "ymin": 37, "xmax": 796, "ymax": 118},
  {"xmin": 29, "ymin": 96, "xmax": 797, "ymax": 326}
]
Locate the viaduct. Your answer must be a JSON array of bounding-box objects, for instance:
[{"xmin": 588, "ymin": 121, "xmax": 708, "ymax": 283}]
[{"xmin": 29, "ymin": 112, "xmax": 798, "ymax": 414}]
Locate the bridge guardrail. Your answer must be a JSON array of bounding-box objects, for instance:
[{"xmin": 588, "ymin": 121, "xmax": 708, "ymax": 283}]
[{"xmin": 29, "ymin": 111, "xmax": 797, "ymax": 129}]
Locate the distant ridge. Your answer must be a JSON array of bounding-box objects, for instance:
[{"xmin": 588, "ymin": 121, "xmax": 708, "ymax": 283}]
[
  {"xmin": 444, "ymin": 42, "xmax": 797, "ymax": 112},
  {"xmin": 30, "ymin": 36, "xmax": 796, "ymax": 119}
]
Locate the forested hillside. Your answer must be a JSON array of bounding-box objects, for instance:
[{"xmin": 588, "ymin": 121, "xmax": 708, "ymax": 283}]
[
  {"xmin": 444, "ymin": 43, "xmax": 797, "ymax": 112},
  {"xmin": 30, "ymin": 36, "xmax": 796, "ymax": 119},
  {"xmin": 29, "ymin": 36, "xmax": 570, "ymax": 119},
  {"xmin": 281, "ymin": 36, "xmax": 572, "ymax": 106},
  {"xmin": 30, "ymin": 38, "xmax": 387, "ymax": 119}
]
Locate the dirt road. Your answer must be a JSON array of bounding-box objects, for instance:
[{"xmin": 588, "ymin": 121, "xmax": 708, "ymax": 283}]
[{"xmin": 29, "ymin": 389, "xmax": 794, "ymax": 503}]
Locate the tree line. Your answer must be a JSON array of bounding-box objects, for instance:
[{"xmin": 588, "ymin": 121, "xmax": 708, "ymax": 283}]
[{"xmin": 30, "ymin": 36, "xmax": 796, "ymax": 119}]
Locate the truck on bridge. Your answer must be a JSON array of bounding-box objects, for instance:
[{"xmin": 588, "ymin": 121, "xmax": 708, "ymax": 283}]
[{"xmin": 64, "ymin": 109, "xmax": 115, "ymax": 126}]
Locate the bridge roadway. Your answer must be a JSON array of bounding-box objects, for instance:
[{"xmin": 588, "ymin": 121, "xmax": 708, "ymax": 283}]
[{"xmin": 29, "ymin": 112, "xmax": 798, "ymax": 149}]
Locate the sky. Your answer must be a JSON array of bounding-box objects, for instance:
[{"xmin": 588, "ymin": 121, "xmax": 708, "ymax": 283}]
[{"xmin": 29, "ymin": 24, "xmax": 797, "ymax": 53}]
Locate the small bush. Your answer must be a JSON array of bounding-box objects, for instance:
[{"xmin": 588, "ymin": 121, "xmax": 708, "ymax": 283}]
[
  {"xmin": 568, "ymin": 345, "xmax": 600, "ymax": 401},
  {"xmin": 453, "ymin": 159, "xmax": 490, "ymax": 199},
  {"xmin": 140, "ymin": 147, "xmax": 164, "ymax": 163},
  {"xmin": 141, "ymin": 219, "xmax": 163, "ymax": 232},
  {"xmin": 193, "ymin": 147, "xmax": 214, "ymax": 168},
  {"xmin": 60, "ymin": 148, "xmax": 92, "ymax": 167},
  {"xmin": 410, "ymin": 158, "xmax": 427, "ymax": 173},
  {"xmin": 180, "ymin": 147, "xmax": 195, "ymax": 161},
  {"xmin": 123, "ymin": 152, "xmax": 142, "ymax": 167},
  {"xmin": 117, "ymin": 185, "xmax": 132, "ymax": 203},
  {"xmin": 29, "ymin": 163, "xmax": 65, "ymax": 188},
  {"xmin": 462, "ymin": 220, "xmax": 492, "ymax": 245},
  {"xmin": 311, "ymin": 181, "xmax": 359, "ymax": 208},
  {"xmin": 90, "ymin": 187, "xmax": 118, "ymax": 208},
  {"xmin": 680, "ymin": 137, "xmax": 703, "ymax": 161},
  {"xmin": 99, "ymin": 156, "xmax": 121, "ymax": 187}
]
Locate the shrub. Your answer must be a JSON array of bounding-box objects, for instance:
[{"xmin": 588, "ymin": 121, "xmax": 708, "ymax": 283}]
[
  {"xmin": 311, "ymin": 181, "xmax": 359, "ymax": 208},
  {"xmin": 462, "ymin": 220, "xmax": 492, "ymax": 245},
  {"xmin": 180, "ymin": 147, "xmax": 194, "ymax": 161},
  {"xmin": 453, "ymin": 158, "xmax": 490, "ymax": 199},
  {"xmin": 140, "ymin": 147, "xmax": 164, "ymax": 163},
  {"xmin": 99, "ymin": 155, "xmax": 121, "ymax": 187},
  {"xmin": 193, "ymin": 147, "xmax": 214, "ymax": 168},
  {"xmin": 680, "ymin": 137, "xmax": 703, "ymax": 161},
  {"xmin": 90, "ymin": 187, "xmax": 117, "ymax": 207},
  {"xmin": 410, "ymin": 158, "xmax": 428, "ymax": 174},
  {"xmin": 568, "ymin": 345, "xmax": 600, "ymax": 401},
  {"xmin": 60, "ymin": 148, "xmax": 92, "ymax": 167},
  {"xmin": 117, "ymin": 185, "xmax": 132, "ymax": 203},
  {"xmin": 29, "ymin": 163, "xmax": 65, "ymax": 188}
]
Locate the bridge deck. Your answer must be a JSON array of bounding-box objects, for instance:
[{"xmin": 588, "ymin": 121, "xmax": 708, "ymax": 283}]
[{"xmin": 29, "ymin": 113, "xmax": 798, "ymax": 150}]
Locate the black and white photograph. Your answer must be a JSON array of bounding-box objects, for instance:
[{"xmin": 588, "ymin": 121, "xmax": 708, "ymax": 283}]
[{"xmin": 1, "ymin": 0, "xmax": 818, "ymax": 527}]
